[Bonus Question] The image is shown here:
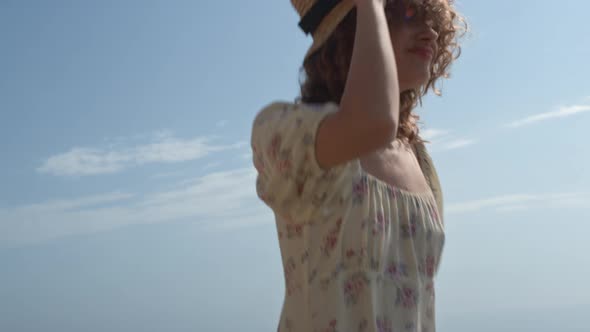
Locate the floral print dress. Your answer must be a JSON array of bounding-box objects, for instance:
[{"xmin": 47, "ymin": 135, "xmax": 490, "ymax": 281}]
[{"xmin": 251, "ymin": 101, "xmax": 445, "ymax": 332}]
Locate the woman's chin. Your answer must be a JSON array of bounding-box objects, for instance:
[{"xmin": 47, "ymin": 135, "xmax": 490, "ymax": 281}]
[
  {"xmin": 401, "ymin": 79, "xmax": 430, "ymax": 93},
  {"xmin": 417, "ymin": 74, "xmax": 433, "ymax": 88}
]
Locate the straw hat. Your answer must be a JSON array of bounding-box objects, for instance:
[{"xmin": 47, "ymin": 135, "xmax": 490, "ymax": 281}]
[{"xmin": 291, "ymin": 0, "xmax": 356, "ymax": 60}]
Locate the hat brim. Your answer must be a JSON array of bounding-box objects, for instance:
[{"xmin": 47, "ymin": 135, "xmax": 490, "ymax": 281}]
[{"xmin": 304, "ymin": 0, "xmax": 356, "ymax": 60}]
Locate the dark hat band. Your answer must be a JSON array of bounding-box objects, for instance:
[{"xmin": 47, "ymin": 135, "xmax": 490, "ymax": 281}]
[{"xmin": 298, "ymin": 0, "xmax": 343, "ymax": 35}]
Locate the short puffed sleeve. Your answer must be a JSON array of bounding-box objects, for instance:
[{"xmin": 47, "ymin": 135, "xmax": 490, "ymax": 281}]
[{"xmin": 250, "ymin": 101, "xmax": 349, "ymax": 222}]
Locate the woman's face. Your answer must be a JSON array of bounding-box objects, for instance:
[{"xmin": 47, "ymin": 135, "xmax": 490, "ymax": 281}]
[{"xmin": 386, "ymin": 0, "xmax": 440, "ymax": 92}]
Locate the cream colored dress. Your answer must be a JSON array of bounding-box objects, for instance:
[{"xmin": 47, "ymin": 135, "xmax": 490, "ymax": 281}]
[{"xmin": 251, "ymin": 101, "xmax": 445, "ymax": 332}]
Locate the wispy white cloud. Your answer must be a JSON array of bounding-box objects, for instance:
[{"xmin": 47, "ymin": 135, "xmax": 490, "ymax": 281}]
[
  {"xmin": 494, "ymin": 204, "xmax": 530, "ymax": 213},
  {"xmin": 37, "ymin": 132, "xmax": 247, "ymax": 177},
  {"xmin": 420, "ymin": 128, "xmax": 449, "ymax": 141},
  {"xmin": 4, "ymin": 160, "xmax": 590, "ymax": 248},
  {"xmin": 11, "ymin": 192, "xmax": 136, "ymax": 214},
  {"xmin": 504, "ymin": 104, "xmax": 590, "ymax": 128},
  {"xmin": 439, "ymin": 139, "xmax": 477, "ymax": 151},
  {"xmin": 0, "ymin": 167, "xmax": 266, "ymax": 248},
  {"xmin": 216, "ymin": 120, "xmax": 228, "ymax": 128},
  {"xmin": 447, "ymin": 192, "xmax": 590, "ymax": 215},
  {"xmin": 421, "ymin": 128, "xmax": 476, "ymax": 152},
  {"xmin": 150, "ymin": 171, "xmax": 186, "ymax": 180},
  {"xmin": 201, "ymin": 161, "xmax": 222, "ymax": 171}
]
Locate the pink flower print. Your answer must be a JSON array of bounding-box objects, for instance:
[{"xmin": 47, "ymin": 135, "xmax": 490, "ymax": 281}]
[
  {"xmin": 400, "ymin": 218, "xmax": 417, "ymax": 238},
  {"xmin": 284, "ymin": 281, "xmax": 296, "ymax": 294},
  {"xmin": 284, "ymin": 258, "xmax": 297, "ymax": 296},
  {"xmin": 284, "ymin": 257, "xmax": 296, "ymax": 276},
  {"xmin": 296, "ymin": 179, "xmax": 305, "ymax": 197},
  {"xmin": 372, "ymin": 211, "xmax": 388, "ymax": 235},
  {"xmin": 400, "ymin": 224, "xmax": 416, "ymax": 238},
  {"xmin": 346, "ymin": 249, "xmax": 356, "ymax": 258},
  {"xmin": 386, "ymin": 261, "xmax": 408, "ymax": 279},
  {"xmin": 321, "ymin": 219, "xmax": 342, "ymax": 256},
  {"xmin": 385, "ymin": 185, "xmax": 398, "ymax": 200},
  {"xmin": 286, "ymin": 224, "xmax": 303, "ymax": 239},
  {"xmin": 352, "ymin": 176, "xmax": 369, "ymax": 203},
  {"xmin": 396, "ymin": 286, "xmax": 417, "ymax": 308},
  {"xmin": 375, "ymin": 316, "xmax": 392, "ymax": 332},
  {"xmin": 276, "ymin": 154, "xmax": 292, "ymax": 175},
  {"xmin": 321, "ymin": 319, "xmax": 337, "ymax": 332},
  {"xmin": 286, "ymin": 282, "xmax": 301, "ymax": 296},
  {"xmin": 300, "ymin": 250, "xmax": 309, "ymax": 264},
  {"xmin": 343, "ymin": 273, "xmax": 367, "ymax": 306},
  {"xmin": 322, "ymin": 233, "xmax": 338, "ymax": 256},
  {"xmin": 268, "ymin": 133, "xmax": 281, "ymax": 162},
  {"xmin": 358, "ymin": 318, "xmax": 368, "ymax": 332}
]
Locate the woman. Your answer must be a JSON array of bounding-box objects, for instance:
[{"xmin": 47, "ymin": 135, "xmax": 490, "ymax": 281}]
[{"xmin": 251, "ymin": 0, "xmax": 467, "ymax": 331}]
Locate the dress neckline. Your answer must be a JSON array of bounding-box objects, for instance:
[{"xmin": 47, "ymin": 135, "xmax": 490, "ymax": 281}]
[{"xmin": 357, "ymin": 160, "xmax": 435, "ymax": 200}]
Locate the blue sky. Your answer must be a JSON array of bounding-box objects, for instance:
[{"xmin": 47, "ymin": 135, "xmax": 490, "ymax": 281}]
[{"xmin": 1, "ymin": 0, "xmax": 589, "ymax": 331}]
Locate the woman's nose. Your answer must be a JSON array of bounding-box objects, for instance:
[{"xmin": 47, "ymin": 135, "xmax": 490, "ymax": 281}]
[{"xmin": 420, "ymin": 22, "xmax": 439, "ymax": 41}]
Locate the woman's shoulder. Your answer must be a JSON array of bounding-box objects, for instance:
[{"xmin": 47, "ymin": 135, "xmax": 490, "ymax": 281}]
[{"xmin": 255, "ymin": 100, "xmax": 339, "ymax": 120}]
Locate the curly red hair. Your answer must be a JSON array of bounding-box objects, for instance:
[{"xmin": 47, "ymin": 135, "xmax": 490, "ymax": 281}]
[{"xmin": 295, "ymin": 0, "xmax": 469, "ymax": 145}]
